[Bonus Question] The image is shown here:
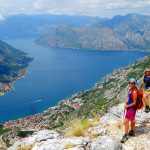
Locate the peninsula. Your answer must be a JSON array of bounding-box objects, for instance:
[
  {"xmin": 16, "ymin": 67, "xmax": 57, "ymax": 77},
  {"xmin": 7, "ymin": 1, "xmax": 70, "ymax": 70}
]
[{"xmin": 0, "ymin": 40, "xmax": 33, "ymax": 96}]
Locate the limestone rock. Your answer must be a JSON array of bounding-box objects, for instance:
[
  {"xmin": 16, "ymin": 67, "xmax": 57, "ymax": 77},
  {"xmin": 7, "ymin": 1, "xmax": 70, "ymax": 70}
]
[
  {"xmin": 8, "ymin": 130, "xmax": 60, "ymax": 150},
  {"xmin": 90, "ymin": 136, "xmax": 123, "ymax": 150}
]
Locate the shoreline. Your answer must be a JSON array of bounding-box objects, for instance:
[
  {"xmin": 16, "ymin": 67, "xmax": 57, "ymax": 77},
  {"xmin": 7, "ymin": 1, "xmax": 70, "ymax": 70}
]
[
  {"xmin": 35, "ymin": 42, "xmax": 150, "ymax": 53},
  {"xmin": 0, "ymin": 69, "xmax": 28, "ymax": 97}
]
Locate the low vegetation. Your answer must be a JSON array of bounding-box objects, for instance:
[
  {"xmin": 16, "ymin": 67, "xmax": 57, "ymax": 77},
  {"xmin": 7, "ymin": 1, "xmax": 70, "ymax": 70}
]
[
  {"xmin": 17, "ymin": 130, "xmax": 34, "ymax": 137},
  {"xmin": 0, "ymin": 125, "xmax": 11, "ymax": 136},
  {"xmin": 64, "ymin": 143, "xmax": 75, "ymax": 149},
  {"xmin": 63, "ymin": 115, "xmax": 99, "ymax": 137},
  {"xmin": 0, "ymin": 40, "xmax": 32, "ymax": 83},
  {"xmin": 17, "ymin": 144, "xmax": 34, "ymax": 150}
]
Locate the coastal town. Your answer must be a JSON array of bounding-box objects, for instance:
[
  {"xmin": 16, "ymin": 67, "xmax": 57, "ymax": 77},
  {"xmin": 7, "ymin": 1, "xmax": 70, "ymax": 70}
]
[
  {"xmin": 0, "ymin": 69, "xmax": 28, "ymax": 96},
  {"xmin": 0, "ymin": 55, "xmax": 149, "ymax": 148}
]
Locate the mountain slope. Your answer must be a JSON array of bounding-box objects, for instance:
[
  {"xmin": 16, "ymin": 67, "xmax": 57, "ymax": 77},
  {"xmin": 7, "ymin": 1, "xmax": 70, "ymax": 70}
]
[
  {"xmin": 36, "ymin": 14, "xmax": 150, "ymax": 51},
  {"xmin": 0, "ymin": 40, "xmax": 32, "ymax": 93},
  {"xmin": 36, "ymin": 25, "xmax": 127, "ymax": 50}
]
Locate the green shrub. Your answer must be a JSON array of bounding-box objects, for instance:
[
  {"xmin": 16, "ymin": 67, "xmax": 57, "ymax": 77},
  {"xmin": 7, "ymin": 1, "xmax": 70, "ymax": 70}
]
[
  {"xmin": 17, "ymin": 130, "xmax": 34, "ymax": 137},
  {"xmin": 0, "ymin": 125, "xmax": 11, "ymax": 136}
]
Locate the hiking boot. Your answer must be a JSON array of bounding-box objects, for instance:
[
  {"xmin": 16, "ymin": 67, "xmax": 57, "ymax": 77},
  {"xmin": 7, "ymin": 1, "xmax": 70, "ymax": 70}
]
[
  {"xmin": 128, "ymin": 130, "xmax": 135, "ymax": 136},
  {"xmin": 120, "ymin": 135, "xmax": 128, "ymax": 143},
  {"xmin": 145, "ymin": 106, "xmax": 150, "ymax": 113}
]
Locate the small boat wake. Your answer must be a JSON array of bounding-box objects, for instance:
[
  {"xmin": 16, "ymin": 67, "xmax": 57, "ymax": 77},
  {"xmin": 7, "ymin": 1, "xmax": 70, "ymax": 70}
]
[
  {"xmin": 32, "ymin": 100, "xmax": 43, "ymax": 103},
  {"xmin": 26, "ymin": 100, "xmax": 43, "ymax": 105}
]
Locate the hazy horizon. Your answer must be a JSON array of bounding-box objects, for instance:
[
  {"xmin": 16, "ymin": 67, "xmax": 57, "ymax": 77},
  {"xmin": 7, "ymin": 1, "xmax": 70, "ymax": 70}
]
[{"xmin": 0, "ymin": 0, "xmax": 150, "ymax": 20}]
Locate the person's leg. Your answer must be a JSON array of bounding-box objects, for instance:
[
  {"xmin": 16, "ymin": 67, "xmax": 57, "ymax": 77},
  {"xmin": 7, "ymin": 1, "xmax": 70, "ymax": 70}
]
[
  {"xmin": 143, "ymin": 93, "xmax": 150, "ymax": 112},
  {"xmin": 148, "ymin": 93, "xmax": 150, "ymax": 106},
  {"xmin": 131, "ymin": 120, "xmax": 135, "ymax": 130},
  {"xmin": 143, "ymin": 93, "xmax": 149, "ymax": 106},
  {"xmin": 129, "ymin": 120, "xmax": 135, "ymax": 136},
  {"xmin": 124, "ymin": 118, "xmax": 129, "ymax": 135},
  {"xmin": 121, "ymin": 118, "xmax": 129, "ymax": 143}
]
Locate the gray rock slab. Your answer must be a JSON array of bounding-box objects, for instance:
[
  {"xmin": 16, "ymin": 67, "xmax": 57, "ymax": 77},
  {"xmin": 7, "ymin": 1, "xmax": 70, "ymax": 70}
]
[{"xmin": 90, "ymin": 136, "xmax": 123, "ymax": 150}]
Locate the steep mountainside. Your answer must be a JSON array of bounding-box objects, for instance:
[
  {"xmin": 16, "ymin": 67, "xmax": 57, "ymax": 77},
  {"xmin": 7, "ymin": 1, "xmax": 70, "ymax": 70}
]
[
  {"xmin": 36, "ymin": 14, "xmax": 150, "ymax": 51},
  {"xmin": 0, "ymin": 40, "xmax": 32, "ymax": 93},
  {"xmin": 96, "ymin": 14, "xmax": 150, "ymax": 50},
  {"xmin": 36, "ymin": 25, "xmax": 127, "ymax": 50}
]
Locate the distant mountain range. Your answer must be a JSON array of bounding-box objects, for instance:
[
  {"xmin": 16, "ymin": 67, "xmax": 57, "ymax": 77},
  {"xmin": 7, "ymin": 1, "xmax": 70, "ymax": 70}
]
[
  {"xmin": 36, "ymin": 14, "xmax": 150, "ymax": 51},
  {"xmin": 0, "ymin": 40, "xmax": 32, "ymax": 83},
  {"xmin": 0, "ymin": 13, "xmax": 150, "ymax": 51},
  {"xmin": 0, "ymin": 14, "xmax": 99, "ymax": 38}
]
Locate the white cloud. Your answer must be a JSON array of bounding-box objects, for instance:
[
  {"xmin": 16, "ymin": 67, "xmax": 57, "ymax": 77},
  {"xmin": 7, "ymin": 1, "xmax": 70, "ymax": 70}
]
[
  {"xmin": 107, "ymin": 2, "xmax": 129, "ymax": 10},
  {"xmin": 0, "ymin": 14, "xmax": 5, "ymax": 21},
  {"xmin": 0, "ymin": 0, "xmax": 150, "ymax": 17}
]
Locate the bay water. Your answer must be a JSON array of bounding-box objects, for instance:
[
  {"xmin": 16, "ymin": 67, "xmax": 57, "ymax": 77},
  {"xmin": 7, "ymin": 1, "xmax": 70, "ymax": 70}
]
[{"xmin": 0, "ymin": 38, "xmax": 148, "ymax": 122}]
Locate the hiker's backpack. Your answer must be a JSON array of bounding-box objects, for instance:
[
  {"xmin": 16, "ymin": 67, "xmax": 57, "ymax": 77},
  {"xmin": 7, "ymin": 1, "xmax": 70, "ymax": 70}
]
[{"xmin": 130, "ymin": 88, "xmax": 143, "ymax": 110}]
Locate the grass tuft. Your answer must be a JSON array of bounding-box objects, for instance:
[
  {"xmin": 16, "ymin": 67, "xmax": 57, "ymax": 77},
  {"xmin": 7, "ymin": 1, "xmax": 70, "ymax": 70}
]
[
  {"xmin": 17, "ymin": 144, "xmax": 34, "ymax": 150},
  {"xmin": 64, "ymin": 143, "xmax": 75, "ymax": 149},
  {"xmin": 63, "ymin": 116, "xmax": 99, "ymax": 137}
]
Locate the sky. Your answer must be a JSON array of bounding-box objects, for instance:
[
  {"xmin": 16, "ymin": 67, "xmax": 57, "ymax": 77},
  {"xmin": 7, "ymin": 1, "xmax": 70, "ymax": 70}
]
[{"xmin": 0, "ymin": 0, "xmax": 150, "ymax": 19}]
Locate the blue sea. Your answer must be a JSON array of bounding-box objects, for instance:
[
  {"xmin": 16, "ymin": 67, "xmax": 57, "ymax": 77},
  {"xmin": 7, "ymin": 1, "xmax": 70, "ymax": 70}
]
[{"xmin": 0, "ymin": 38, "xmax": 148, "ymax": 123}]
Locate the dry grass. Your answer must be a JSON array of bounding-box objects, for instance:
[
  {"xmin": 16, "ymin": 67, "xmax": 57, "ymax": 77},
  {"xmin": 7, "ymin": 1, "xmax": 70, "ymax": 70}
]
[
  {"xmin": 116, "ymin": 121, "xmax": 123, "ymax": 129},
  {"xmin": 63, "ymin": 116, "xmax": 99, "ymax": 137},
  {"xmin": 17, "ymin": 144, "xmax": 34, "ymax": 150},
  {"xmin": 64, "ymin": 143, "xmax": 75, "ymax": 149},
  {"xmin": 92, "ymin": 134, "xmax": 100, "ymax": 139}
]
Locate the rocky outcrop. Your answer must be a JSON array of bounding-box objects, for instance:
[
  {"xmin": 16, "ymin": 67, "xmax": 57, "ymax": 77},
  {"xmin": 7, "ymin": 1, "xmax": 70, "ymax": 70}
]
[
  {"xmin": 8, "ymin": 130, "xmax": 90, "ymax": 150},
  {"xmin": 90, "ymin": 136, "xmax": 122, "ymax": 150},
  {"xmin": 8, "ymin": 103, "xmax": 150, "ymax": 150}
]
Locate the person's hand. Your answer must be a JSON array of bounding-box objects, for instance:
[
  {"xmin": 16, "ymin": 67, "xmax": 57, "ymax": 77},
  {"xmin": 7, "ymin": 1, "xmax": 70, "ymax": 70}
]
[{"xmin": 124, "ymin": 103, "xmax": 128, "ymax": 109}]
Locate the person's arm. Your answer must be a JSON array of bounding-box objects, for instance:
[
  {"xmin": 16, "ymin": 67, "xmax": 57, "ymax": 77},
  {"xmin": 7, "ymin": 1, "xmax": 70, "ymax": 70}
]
[
  {"xmin": 125, "ymin": 98, "xmax": 129, "ymax": 104},
  {"xmin": 126, "ymin": 91, "xmax": 137, "ymax": 108},
  {"xmin": 124, "ymin": 98, "xmax": 129, "ymax": 109}
]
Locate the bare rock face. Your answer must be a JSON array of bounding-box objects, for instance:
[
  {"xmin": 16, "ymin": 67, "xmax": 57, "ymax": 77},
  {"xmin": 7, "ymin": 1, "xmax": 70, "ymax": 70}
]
[
  {"xmin": 124, "ymin": 32, "xmax": 146, "ymax": 48},
  {"xmin": 90, "ymin": 136, "xmax": 123, "ymax": 150},
  {"xmin": 75, "ymin": 27, "xmax": 127, "ymax": 50},
  {"xmin": 33, "ymin": 137, "xmax": 90, "ymax": 150},
  {"xmin": 144, "ymin": 30, "xmax": 150, "ymax": 42},
  {"xmin": 8, "ymin": 130, "xmax": 90, "ymax": 150},
  {"xmin": 36, "ymin": 26, "xmax": 127, "ymax": 51},
  {"xmin": 8, "ymin": 130, "xmax": 60, "ymax": 150}
]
